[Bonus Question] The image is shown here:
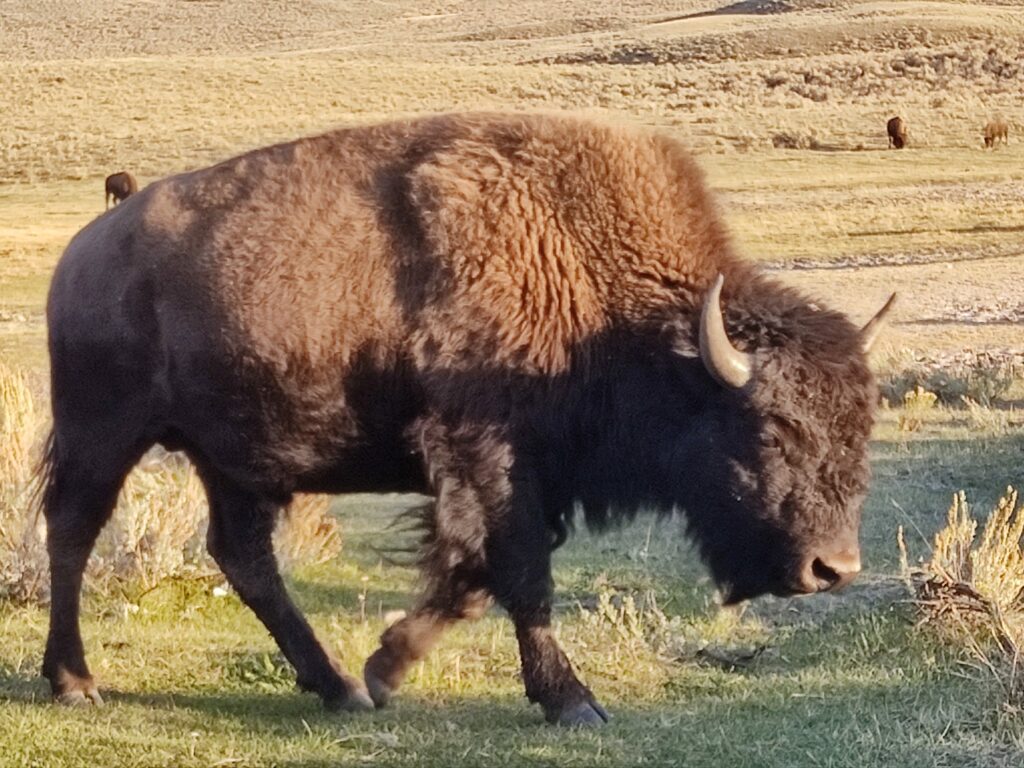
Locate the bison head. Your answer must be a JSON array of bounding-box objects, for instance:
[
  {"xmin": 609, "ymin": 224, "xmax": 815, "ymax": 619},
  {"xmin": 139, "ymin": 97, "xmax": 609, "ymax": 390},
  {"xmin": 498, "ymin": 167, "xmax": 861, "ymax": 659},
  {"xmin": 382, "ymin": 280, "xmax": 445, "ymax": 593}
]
[{"xmin": 675, "ymin": 275, "xmax": 894, "ymax": 605}]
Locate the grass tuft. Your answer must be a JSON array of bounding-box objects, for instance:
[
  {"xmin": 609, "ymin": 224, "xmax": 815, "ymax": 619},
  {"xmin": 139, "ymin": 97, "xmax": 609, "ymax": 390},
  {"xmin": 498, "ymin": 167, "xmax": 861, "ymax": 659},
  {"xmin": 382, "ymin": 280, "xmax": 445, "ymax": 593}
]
[{"xmin": 910, "ymin": 488, "xmax": 1024, "ymax": 712}]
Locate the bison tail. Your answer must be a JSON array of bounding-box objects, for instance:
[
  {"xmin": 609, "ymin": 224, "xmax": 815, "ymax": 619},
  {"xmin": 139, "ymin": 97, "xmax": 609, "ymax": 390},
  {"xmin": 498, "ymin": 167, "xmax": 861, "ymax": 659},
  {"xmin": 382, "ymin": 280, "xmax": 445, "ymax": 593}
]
[
  {"xmin": 369, "ymin": 499, "xmax": 436, "ymax": 568},
  {"xmin": 32, "ymin": 430, "xmax": 58, "ymax": 524}
]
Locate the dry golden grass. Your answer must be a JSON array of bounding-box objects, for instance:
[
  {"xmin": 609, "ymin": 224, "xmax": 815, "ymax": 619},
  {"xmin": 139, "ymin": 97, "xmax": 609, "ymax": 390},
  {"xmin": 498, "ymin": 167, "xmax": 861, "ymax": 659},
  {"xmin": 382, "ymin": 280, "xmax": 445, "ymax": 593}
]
[
  {"xmin": 4, "ymin": 2, "xmax": 1023, "ymax": 366},
  {"xmin": 0, "ymin": 0, "xmax": 1020, "ymax": 618},
  {"xmin": 274, "ymin": 494, "xmax": 343, "ymax": 569}
]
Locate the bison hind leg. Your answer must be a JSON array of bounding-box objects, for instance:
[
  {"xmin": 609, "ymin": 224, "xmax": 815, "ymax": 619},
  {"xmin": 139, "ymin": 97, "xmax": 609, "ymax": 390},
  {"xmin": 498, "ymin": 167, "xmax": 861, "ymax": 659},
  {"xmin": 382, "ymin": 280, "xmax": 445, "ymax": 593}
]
[
  {"xmin": 364, "ymin": 585, "xmax": 492, "ymax": 708},
  {"xmin": 41, "ymin": 428, "xmax": 149, "ymax": 705},
  {"xmin": 197, "ymin": 467, "xmax": 373, "ymax": 712}
]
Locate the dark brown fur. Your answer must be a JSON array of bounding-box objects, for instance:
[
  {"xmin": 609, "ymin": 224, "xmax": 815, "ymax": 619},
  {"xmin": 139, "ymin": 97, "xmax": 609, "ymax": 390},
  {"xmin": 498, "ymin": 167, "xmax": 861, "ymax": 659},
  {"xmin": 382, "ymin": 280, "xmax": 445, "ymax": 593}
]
[
  {"xmin": 42, "ymin": 112, "xmax": 883, "ymax": 723},
  {"xmin": 104, "ymin": 171, "xmax": 137, "ymax": 208},
  {"xmin": 887, "ymin": 116, "xmax": 907, "ymax": 149}
]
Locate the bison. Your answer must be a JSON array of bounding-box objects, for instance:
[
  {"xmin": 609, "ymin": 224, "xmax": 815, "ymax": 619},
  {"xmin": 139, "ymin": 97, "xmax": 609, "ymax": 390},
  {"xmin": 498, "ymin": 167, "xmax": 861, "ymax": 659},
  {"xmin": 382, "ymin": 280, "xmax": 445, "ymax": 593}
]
[
  {"xmin": 984, "ymin": 118, "xmax": 1009, "ymax": 148},
  {"xmin": 42, "ymin": 112, "xmax": 894, "ymax": 725},
  {"xmin": 104, "ymin": 171, "xmax": 137, "ymax": 208},
  {"xmin": 887, "ymin": 116, "xmax": 907, "ymax": 149}
]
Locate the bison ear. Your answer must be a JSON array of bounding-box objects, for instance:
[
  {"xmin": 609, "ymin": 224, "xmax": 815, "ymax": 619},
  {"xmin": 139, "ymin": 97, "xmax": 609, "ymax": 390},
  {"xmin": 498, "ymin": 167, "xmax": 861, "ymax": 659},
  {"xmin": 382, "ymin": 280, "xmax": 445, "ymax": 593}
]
[
  {"xmin": 699, "ymin": 274, "xmax": 753, "ymax": 389},
  {"xmin": 859, "ymin": 293, "xmax": 897, "ymax": 354}
]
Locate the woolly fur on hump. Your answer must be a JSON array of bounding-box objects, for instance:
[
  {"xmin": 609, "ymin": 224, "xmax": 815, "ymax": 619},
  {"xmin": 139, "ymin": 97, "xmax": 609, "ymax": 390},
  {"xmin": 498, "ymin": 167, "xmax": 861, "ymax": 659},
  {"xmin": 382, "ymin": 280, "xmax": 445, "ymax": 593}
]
[{"xmin": 405, "ymin": 112, "xmax": 742, "ymax": 375}]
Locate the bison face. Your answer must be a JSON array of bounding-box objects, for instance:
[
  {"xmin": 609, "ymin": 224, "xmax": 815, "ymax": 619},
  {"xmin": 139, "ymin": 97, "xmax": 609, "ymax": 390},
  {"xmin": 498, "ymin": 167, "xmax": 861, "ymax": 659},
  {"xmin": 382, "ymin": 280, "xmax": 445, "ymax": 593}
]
[
  {"xmin": 678, "ymin": 276, "xmax": 893, "ymax": 605},
  {"xmin": 690, "ymin": 392, "xmax": 870, "ymax": 606}
]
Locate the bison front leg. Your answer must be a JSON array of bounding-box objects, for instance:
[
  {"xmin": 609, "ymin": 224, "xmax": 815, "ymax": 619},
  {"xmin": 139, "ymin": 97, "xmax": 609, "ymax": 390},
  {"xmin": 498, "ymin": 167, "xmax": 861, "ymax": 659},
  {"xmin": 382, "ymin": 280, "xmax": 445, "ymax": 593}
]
[
  {"xmin": 488, "ymin": 525, "xmax": 610, "ymax": 727},
  {"xmin": 378, "ymin": 420, "xmax": 607, "ymax": 725},
  {"xmin": 200, "ymin": 472, "xmax": 373, "ymax": 712}
]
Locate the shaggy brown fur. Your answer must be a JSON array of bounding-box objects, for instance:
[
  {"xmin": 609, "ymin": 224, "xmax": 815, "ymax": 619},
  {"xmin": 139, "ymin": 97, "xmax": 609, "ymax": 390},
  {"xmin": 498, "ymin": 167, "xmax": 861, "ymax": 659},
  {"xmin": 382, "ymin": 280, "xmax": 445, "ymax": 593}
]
[
  {"xmin": 104, "ymin": 171, "xmax": 137, "ymax": 208},
  {"xmin": 984, "ymin": 118, "xmax": 1009, "ymax": 148},
  {"xmin": 887, "ymin": 116, "xmax": 907, "ymax": 149},
  {"xmin": 43, "ymin": 112, "xmax": 888, "ymax": 725}
]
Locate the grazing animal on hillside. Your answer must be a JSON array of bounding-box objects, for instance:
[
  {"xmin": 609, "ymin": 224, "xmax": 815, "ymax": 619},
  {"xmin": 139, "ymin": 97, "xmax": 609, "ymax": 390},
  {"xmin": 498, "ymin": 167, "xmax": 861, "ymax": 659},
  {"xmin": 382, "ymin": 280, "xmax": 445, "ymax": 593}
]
[
  {"xmin": 887, "ymin": 116, "xmax": 907, "ymax": 149},
  {"xmin": 104, "ymin": 171, "xmax": 137, "ymax": 208},
  {"xmin": 984, "ymin": 118, "xmax": 1009, "ymax": 148},
  {"xmin": 42, "ymin": 112, "xmax": 895, "ymax": 725}
]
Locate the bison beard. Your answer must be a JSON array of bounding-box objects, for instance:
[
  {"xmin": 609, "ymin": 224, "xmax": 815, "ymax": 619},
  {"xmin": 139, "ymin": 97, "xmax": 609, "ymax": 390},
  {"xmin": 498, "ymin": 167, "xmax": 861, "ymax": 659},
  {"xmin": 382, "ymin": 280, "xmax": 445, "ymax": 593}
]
[{"xmin": 41, "ymin": 112, "xmax": 892, "ymax": 725}]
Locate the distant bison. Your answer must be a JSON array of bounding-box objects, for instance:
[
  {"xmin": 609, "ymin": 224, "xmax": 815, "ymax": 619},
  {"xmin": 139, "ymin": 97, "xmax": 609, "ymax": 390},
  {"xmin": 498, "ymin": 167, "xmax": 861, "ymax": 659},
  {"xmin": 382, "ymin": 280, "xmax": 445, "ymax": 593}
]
[
  {"xmin": 984, "ymin": 118, "xmax": 1009, "ymax": 148},
  {"xmin": 42, "ymin": 112, "xmax": 894, "ymax": 725},
  {"xmin": 104, "ymin": 171, "xmax": 137, "ymax": 208},
  {"xmin": 887, "ymin": 116, "xmax": 907, "ymax": 149}
]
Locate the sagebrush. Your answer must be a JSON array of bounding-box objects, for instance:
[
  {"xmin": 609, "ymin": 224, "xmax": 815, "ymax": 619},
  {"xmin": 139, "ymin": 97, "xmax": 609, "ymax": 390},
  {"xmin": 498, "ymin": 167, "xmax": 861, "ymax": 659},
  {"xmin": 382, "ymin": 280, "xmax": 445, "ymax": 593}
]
[
  {"xmin": 881, "ymin": 353, "xmax": 1019, "ymax": 408},
  {"xmin": 0, "ymin": 362, "xmax": 341, "ymax": 602},
  {"xmin": 912, "ymin": 488, "xmax": 1024, "ymax": 710}
]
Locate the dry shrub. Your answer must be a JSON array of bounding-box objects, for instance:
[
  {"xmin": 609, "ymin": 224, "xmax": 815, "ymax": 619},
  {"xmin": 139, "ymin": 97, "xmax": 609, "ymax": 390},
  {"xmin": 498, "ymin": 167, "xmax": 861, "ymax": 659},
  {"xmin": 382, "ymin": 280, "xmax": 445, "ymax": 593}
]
[
  {"xmin": 881, "ymin": 352, "xmax": 1018, "ymax": 408},
  {"xmin": 273, "ymin": 493, "xmax": 342, "ymax": 569},
  {"xmin": 0, "ymin": 361, "xmax": 37, "ymax": 481},
  {"xmin": 92, "ymin": 468, "xmax": 343, "ymax": 586},
  {"xmin": 897, "ymin": 386, "xmax": 938, "ymax": 433},
  {"xmin": 0, "ymin": 362, "xmax": 48, "ymax": 602},
  {"xmin": 961, "ymin": 395, "xmax": 1012, "ymax": 434},
  {"xmin": 771, "ymin": 132, "xmax": 805, "ymax": 149},
  {"xmin": 575, "ymin": 586, "xmax": 768, "ymax": 670},
  {"xmin": 93, "ymin": 461, "xmax": 209, "ymax": 587},
  {"xmin": 910, "ymin": 489, "xmax": 1024, "ymax": 711},
  {"xmin": 0, "ymin": 362, "xmax": 341, "ymax": 601},
  {"xmin": 929, "ymin": 490, "xmax": 1024, "ymax": 611}
]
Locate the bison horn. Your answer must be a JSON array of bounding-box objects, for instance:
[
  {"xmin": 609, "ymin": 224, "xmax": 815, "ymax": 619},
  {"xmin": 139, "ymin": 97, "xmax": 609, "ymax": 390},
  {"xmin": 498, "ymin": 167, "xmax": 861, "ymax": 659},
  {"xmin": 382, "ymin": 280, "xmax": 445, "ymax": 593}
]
[
  {"xmin": 859, "ymin": 293, "xmax": 897, "ymax": 354},
  {"xmin": 699, "ymin": 274, "xmax": 752, "ymax": 389}
]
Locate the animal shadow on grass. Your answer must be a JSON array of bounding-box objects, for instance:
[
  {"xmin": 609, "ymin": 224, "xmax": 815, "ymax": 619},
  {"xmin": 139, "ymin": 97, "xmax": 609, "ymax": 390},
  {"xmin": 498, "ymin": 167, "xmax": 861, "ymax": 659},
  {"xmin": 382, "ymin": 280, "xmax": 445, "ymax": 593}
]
[
  {"xmin": 0, "ymin": 662, "xmax": 48, "ymax": 704},
  {"xmin": 121, "ymin": 679, "xmax": 996, "ymax": 768},
  {"xmin": 871, "ymin": 433, "xmax": 1024, "ymax": 507},
  {"xmin": 95, "ymin": 686, "xmax": 573, "ymax": 735}
]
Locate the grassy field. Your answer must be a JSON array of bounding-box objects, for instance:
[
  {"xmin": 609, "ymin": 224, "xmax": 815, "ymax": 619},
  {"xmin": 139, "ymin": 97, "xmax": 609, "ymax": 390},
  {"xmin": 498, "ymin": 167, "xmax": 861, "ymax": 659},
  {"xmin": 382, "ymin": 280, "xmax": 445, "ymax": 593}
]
[
  {"xmin": 2, "ymin": 429, "xmax": 1024, "ymax": 767},
  {"xmin": 2, "ymin": 1, "xmax": 1024, "ymax": 766}
]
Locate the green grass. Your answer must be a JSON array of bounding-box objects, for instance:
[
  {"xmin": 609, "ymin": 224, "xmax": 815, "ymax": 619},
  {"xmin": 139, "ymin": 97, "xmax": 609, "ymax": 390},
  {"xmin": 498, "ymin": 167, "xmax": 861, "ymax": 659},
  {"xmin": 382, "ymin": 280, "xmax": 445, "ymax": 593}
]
[{"xmin": 2, "ymin": 421, "xmax": 1024, "ymax": 766}]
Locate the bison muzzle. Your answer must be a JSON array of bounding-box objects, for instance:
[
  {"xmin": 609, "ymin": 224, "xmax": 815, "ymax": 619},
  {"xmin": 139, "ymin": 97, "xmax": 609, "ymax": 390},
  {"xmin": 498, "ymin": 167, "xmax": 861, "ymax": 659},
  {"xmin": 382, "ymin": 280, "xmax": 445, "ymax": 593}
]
[{"xmin": 41, "ymin": 112, "xmax": 894, "ymax": 725}]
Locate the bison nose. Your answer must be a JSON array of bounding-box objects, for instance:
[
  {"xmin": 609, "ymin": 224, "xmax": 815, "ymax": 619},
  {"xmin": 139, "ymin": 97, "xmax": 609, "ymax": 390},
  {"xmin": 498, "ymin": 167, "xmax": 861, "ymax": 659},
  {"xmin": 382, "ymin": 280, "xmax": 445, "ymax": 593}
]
[{"xmin": 798, "ymin": 548, "xmax": 861, "ymax": 594}]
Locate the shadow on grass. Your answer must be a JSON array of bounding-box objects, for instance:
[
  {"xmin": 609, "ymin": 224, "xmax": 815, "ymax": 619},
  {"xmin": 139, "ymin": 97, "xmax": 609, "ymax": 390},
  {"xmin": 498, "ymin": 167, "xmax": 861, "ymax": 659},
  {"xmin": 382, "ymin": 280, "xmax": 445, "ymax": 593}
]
[
  {"xmin": 6, "ymin": 670, "xmax": 1007, "ymax": 768},
  {"xmin": 2, "ymin": 599, "xmax": 1017, "ymax": 767},
  {"xmin": 0, "ymin": 661, "xmax": 46, "ymax": 703},
  {"xmin": 863, "ymin": 431, "xmax": 1024, "ymax": 568}
]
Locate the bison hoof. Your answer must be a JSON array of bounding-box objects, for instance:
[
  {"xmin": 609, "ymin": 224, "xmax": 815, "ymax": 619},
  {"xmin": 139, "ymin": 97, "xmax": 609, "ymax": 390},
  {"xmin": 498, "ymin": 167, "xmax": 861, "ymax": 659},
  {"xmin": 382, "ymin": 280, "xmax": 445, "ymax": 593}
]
[
  {"xmin": 49, "ymin": 669, "xmax": 104, "ymax": 707},
  {"xmin": 55, "ymin": 686, "xmax": 104, "ymax": 707},
  {"xmin": 555, "ymin": 700, "xmax": 610, "ymax": 727},
  {"xmin": 363, "ymin": 667, "xmax": 393, "ymax": 709}
]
